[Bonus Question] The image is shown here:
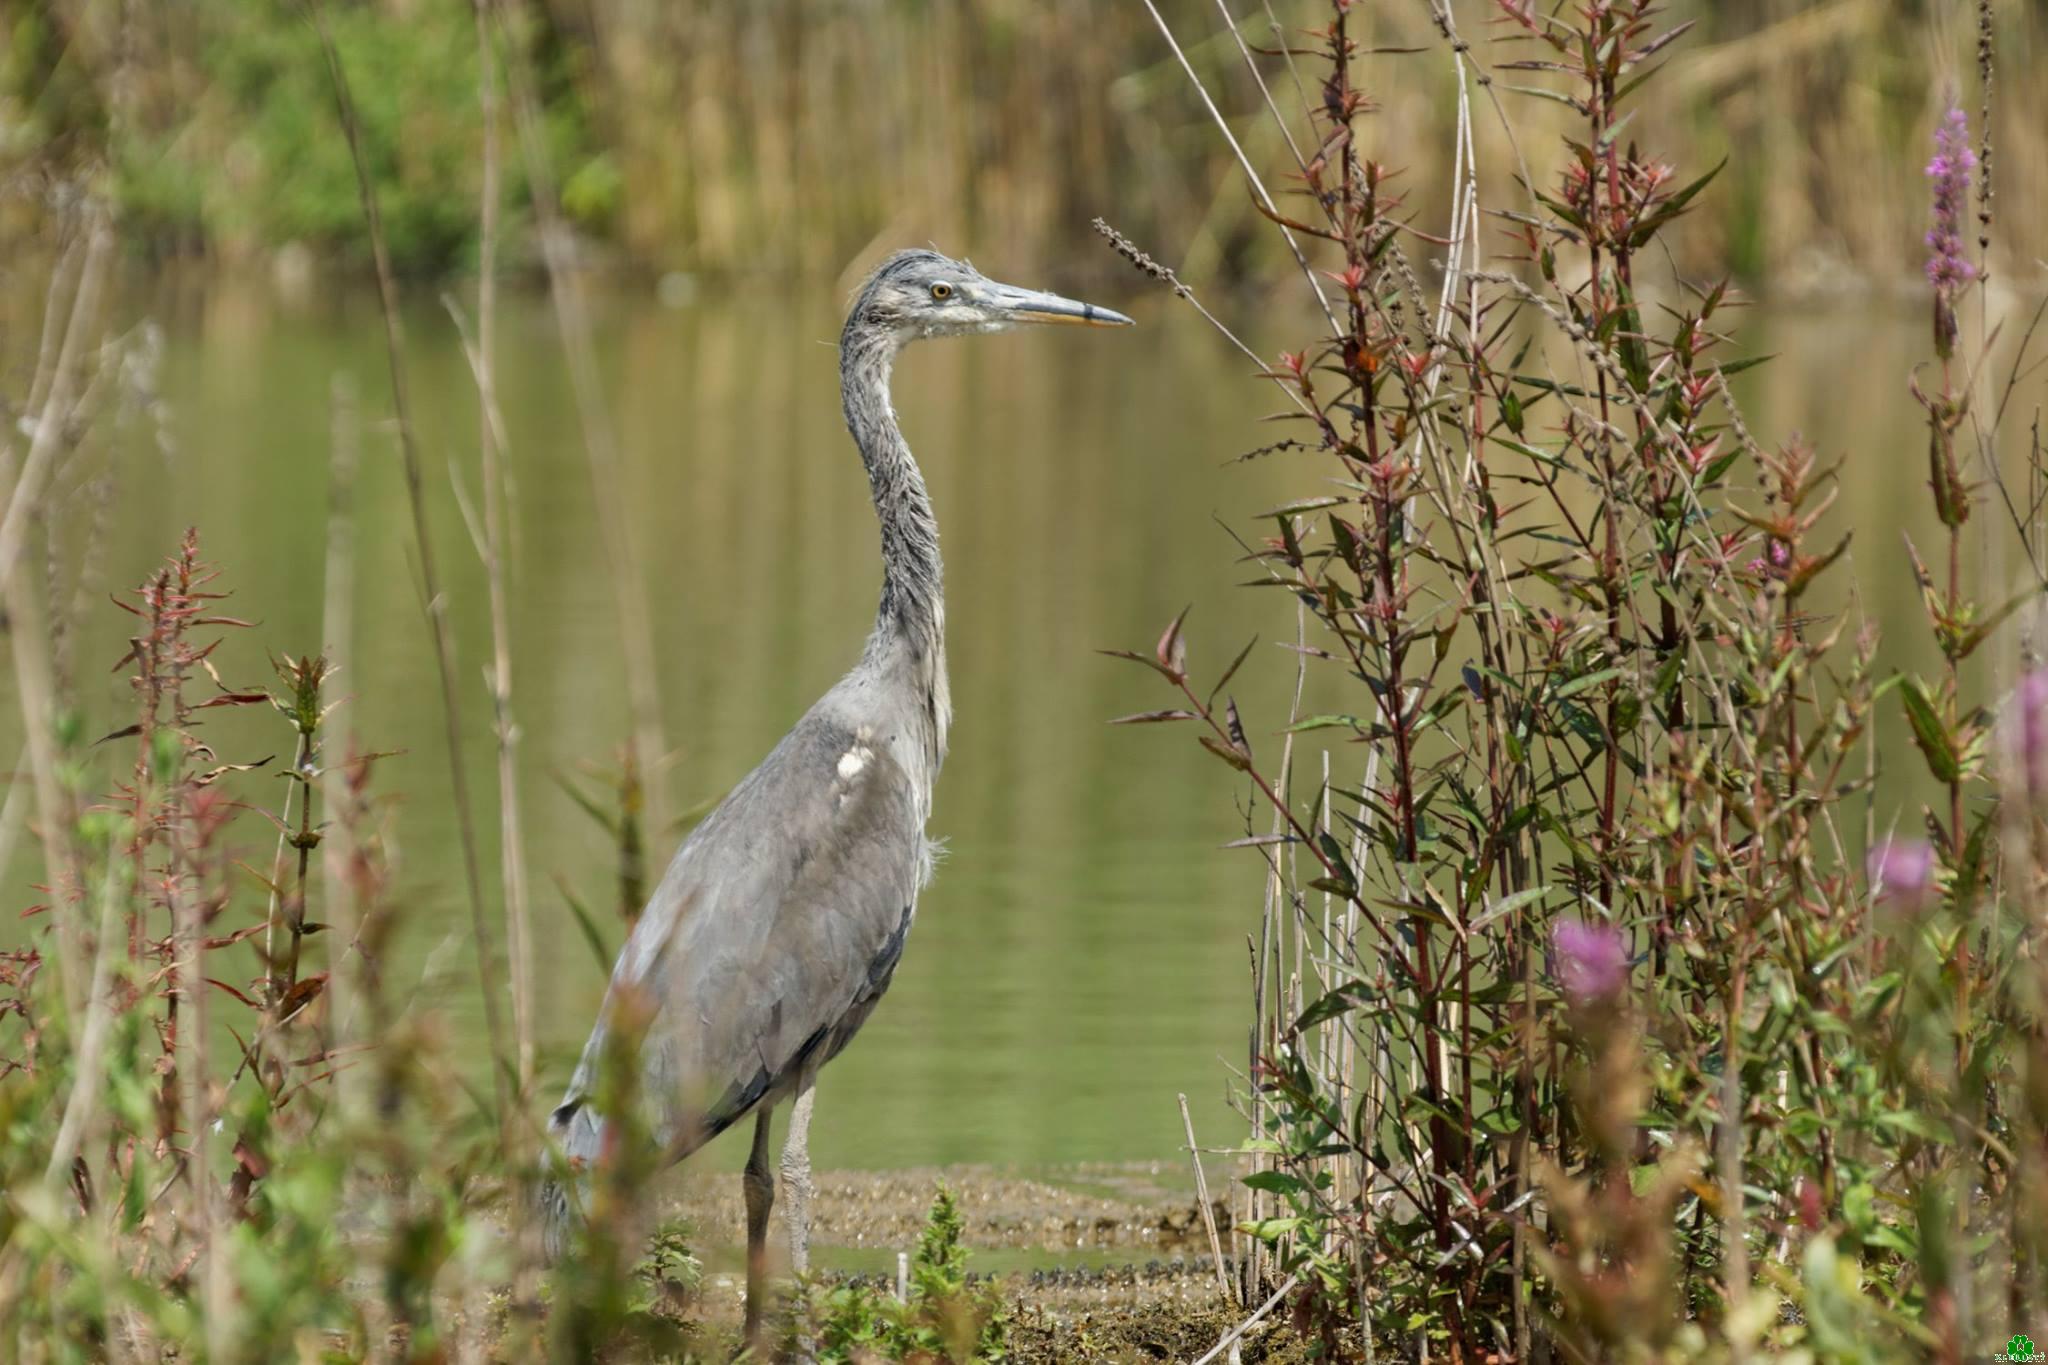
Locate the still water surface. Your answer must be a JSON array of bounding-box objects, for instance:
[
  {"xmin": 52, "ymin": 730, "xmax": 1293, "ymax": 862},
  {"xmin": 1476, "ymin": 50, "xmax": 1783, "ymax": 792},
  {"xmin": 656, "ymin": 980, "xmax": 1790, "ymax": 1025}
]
[{"xmin": 4, "ymin": 274, "xmax": 1990, "ymax": 1174}]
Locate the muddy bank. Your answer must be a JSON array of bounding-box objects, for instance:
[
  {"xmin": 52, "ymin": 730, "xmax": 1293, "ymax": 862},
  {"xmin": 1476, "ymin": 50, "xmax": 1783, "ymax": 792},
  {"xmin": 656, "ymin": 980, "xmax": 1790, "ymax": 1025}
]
[
  {"xmin": 670, "ymin": 1161, "xmax": 1235, "ymax": 1271},
  {"xmin": 662, "ymin": 1161, "xmax": 1350, "ymax": 1361}
]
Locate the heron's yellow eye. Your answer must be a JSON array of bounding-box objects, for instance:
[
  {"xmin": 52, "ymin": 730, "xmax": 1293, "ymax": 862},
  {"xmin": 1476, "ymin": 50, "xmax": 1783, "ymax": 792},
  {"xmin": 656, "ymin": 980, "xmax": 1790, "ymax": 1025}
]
[{"xmin": 930, "ymin": 282, "xmax": 954, "ymax": 301}]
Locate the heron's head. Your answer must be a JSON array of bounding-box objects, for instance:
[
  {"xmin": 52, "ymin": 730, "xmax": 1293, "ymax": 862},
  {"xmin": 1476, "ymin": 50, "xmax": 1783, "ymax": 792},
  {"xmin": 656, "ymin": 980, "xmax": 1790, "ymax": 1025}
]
[{"xmin": 847, "ymin": 249, "xmax": 1132, "ymax": 348}]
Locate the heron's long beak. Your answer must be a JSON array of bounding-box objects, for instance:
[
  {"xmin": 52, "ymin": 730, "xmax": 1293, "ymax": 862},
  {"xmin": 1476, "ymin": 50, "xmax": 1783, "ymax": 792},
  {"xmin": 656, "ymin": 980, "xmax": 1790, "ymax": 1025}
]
[{"xmin": 984, "ymin": 282, "xmax": 1134, "ymax": 327}]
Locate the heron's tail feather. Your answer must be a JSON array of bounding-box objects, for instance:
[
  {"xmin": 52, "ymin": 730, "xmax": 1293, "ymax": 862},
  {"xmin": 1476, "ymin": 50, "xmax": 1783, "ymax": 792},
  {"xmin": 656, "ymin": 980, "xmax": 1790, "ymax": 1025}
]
[{"xmin": 538, "ymin": 1097, "xmax": 606, "ymax": 1262}]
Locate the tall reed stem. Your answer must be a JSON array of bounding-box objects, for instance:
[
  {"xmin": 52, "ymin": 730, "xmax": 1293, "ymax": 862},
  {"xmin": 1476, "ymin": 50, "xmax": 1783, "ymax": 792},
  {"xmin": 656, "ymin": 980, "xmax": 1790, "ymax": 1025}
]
[
  {"xmin": 491, "ymin": 0, "xmax": 671, "ymax": 836},
  {"xmin": 307, "ymin": 0, "xmax": 511, "ymax": 1135},
  {"xmin": 0, "ymin": 212, "xmax": 111, "ymax": 1010},
  {"xmin": 472, "ymin": 0, "xmax": 536, "ymax": 1096},
  {"xmin": 320, "ymin": 374, "xmax": 359, "ymax": 1063}
]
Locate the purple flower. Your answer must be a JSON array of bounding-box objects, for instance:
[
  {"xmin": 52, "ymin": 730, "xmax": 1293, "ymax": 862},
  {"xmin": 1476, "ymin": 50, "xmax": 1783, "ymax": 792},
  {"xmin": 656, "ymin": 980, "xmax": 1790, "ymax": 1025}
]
[
  {"xmin": 2011, "ymin": 668, "xmax": 2048, "ymax": 798},
  {"xmin": 1866, "ymin": 838, "xmax": 1935, "ymax": 911},
  {"xmin": 1552, "ymin": 920, "xmax": 1628, "ymax": 1005},
  {"xmin": 1925, "ymin": 104, "xmax": 1978, "ymax": 297}
]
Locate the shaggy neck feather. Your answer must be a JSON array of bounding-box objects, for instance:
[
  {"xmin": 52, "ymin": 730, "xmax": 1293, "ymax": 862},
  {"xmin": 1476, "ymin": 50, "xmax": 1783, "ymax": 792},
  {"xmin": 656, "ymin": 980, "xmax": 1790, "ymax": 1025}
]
[{"xmin": 840, "ymin": 323, "xmax": 951, "ymax": 775}]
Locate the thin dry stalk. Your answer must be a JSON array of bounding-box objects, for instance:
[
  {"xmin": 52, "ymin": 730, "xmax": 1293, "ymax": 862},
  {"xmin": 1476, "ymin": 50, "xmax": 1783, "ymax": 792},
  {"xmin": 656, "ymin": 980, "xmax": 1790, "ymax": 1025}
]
[
  {"xmin": 1191, "ymin": 1275, "xmax": 1300, "ymax": 1365},
  {"xmin": 1092, "ymin": 218, "xmax": 1315, "ymax": 422},
  {"xmin": 472, "ymin": 0, "xmax": 536, "ymax": 1096},
  {"xmin": 1720, "ymin": 969, "xmax": 1749, "ymax": 1332},
  {"xmin": 306, "ymin": 0, "xmax": 511, "ymax": 1132},
  {"xmin": 5, "ymin": 494, "xmax": 81, "ymax": 1015},
  {"xmin": 260, "ymin": 761, "xmax": 306, "ymax": 1024},
  {"xmin": 170, "ymin": 811, "xmax": 226, "ymax": 1359},
  {"xmin": 0, "ymin": 213, "xmax": 112, "ymax": 1009},
  {"xmin": 1136, "ymin": 0, "xmax": 1339, "ymax": 338},
  {"xmin": 320, "ymin": 374, "xmax": 360, "ymax": 1058},
  {"xmin": 0, "ymin": 214, "xmax": 113, "ymax": 597},
  {"xmin": 490, "ymin": 0, "xmax": 670, "ymax": 835},
  {"xmin": 22, "ymin": 233, "xmax": 84, "ymax": 422},
  {"xmin": 0, "ymin": 746, "xmax": 29, "ymax": 899},
  {"xmin": 1245, "ymin": 600, "xmax": 1312, "ymax": 1298},
  {"xmin": 1180, "ymin": 1092, "xmax": 1237, "ymax": 1306},
  {"xmin": 41, "ymin": 861, "xmax": 125, "ymax": 1188}
]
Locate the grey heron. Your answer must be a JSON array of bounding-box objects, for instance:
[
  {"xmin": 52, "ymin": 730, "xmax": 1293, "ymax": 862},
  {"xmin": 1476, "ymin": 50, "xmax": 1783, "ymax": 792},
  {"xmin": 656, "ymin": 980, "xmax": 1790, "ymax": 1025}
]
[{"xmin": 540, "ymin": 249, "xmax": 1131, "ymax": 1345}]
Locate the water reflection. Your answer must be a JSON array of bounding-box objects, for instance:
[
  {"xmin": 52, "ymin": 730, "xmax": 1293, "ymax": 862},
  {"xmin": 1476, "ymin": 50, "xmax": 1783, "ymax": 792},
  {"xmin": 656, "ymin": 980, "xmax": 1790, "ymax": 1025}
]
[{"xmin": 2, "ymin": 276, "xmax": 2030, "ymax": 1174}]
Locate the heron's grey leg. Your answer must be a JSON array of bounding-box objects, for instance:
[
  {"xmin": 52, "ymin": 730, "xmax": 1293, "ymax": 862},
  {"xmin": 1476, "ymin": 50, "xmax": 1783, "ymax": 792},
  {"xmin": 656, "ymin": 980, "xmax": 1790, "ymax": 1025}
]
[
  {"xmin": 780, "ymin": 1074, "xmax": 817, "ymax": 1274},
  {"xmin": 742, "ymin": 1104, "xmax": 777, "ymax": 1351}
]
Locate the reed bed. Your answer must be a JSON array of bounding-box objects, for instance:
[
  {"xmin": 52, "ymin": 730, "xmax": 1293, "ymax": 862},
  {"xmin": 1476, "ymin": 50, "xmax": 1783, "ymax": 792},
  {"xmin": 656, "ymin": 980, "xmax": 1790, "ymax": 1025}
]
[{"xmin": 2, "ymin": 1, "xmax": 2041, "ymax": 288}]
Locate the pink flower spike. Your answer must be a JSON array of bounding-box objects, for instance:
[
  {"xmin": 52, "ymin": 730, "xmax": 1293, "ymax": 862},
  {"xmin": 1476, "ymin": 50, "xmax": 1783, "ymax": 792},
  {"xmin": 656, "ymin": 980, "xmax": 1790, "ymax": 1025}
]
[
  {"xmin": 1552, "ymin": 919, "xmax": 1628, "ymax": 1005},
  {"xmin": 1924, "ymin": 103, "xmax": 1978, "ymax": 296},
  {"xmin": 2010, "ymin": 668, "xmax": 2048, "ymax": 799},
  {"xmin": 1866, "ymin": 838, "xmax": 1935, "ymax": 911}
]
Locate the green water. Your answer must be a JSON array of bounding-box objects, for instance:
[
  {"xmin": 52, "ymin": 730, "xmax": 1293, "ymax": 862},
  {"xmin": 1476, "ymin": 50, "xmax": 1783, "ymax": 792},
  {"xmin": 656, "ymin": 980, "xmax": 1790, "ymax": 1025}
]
[{"xmin": 0, "ymin": 271, "xmax": 2008, "ymax": 1176}]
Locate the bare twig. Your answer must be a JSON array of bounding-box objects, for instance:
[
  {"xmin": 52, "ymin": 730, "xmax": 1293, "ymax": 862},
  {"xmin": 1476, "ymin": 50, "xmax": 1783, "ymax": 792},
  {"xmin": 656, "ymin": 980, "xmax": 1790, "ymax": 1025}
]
[{"xmin": 1190, "ymin": 1275, "xmax": 1299, "ymax": 1365}]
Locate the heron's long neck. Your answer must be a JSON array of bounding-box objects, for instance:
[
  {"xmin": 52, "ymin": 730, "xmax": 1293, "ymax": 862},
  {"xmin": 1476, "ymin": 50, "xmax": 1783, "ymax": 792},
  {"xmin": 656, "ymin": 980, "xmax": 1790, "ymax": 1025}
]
[{"xmin": 841, "ymin": 329, "xmax": 950, "ymax": 761}]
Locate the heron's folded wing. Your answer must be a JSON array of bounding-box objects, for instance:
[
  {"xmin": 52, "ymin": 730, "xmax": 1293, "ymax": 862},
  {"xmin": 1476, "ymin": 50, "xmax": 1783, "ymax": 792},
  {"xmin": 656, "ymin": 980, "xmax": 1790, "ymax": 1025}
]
[{"xmin": 555, "ymin": 714, "xmax": 925, "ymax": 1156}]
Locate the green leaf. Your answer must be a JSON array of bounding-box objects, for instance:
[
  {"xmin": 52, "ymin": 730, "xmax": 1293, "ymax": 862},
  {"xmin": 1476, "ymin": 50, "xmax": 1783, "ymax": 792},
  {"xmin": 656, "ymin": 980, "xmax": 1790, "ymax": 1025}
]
[
  {"xmin": 1209, "ymin": 636, "xmax": 1260, "ymax": 708},
  {"xmin": 1241, "ymin": 1170, "xmax": 1308, "ymax": 1196},
  {"xmin": 1951, "ymin": 582, "xmax": 2044, "ymax": 660},
  {"xmin": 1474, "ymin": 1108, "xmax": 1523, "ymax": 1138},
  {"xmin": 1467, "ymin": 886, "xmax": 1551, "ymax": 934},
  {"xmin": 1955, "ymin": 809, "xmax": 1997, "ymax": 901},
  {"xmin": 559, "ymin": 883, "xmax": 615, "ymax": 970},
  {"xmin": 1875, "ymin": 1108, "xmax": 1949, "ymax": 1142},
  {"xmin": 1505, "ymin": 84, "xmax": 1587, "ymax": 113},
  {"xmin": 1263, "ymin": 495, "xmax": 1346, "ymax": 518},
  {"xmin": 1611, "ymin": 689, "xmax": 1643, "ymax": 735},
  {"xmin": 1628, "ymin": 157, "xmax": 1726, "ymax": 249},
  {"xmin": 1897, "ymin": 676, "xmax": 1961, "ymax": 783},
  {"xmin": 1294, "ymin": 981, "xmax": 1379, "ymax": 1033},
  {"xmin": 553, "ymin": 771, "xmax": 617, "ymax": 836},
  {"xmin": 1240, "ymin": 1217, "xmax": 1303, "ymax": 1244},
  {"xmin": 1286, "ymin": 714, "xmax": 1368, "ymax": 734},
  {"xmin": 1714, "ymin": 353, "xmax": 1774, "ymax": 379}
]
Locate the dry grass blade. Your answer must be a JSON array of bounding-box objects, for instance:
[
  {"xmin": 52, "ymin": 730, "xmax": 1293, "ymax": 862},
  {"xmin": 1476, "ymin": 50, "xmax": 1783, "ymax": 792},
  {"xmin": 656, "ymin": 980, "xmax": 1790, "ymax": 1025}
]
[
  {"xmin": 1179, "ymin": 1092, "xmax": 1237, "ymax": 1308},
  {"xmin": 1137, "ymin": 0, "xmax": 1339, "ymax": 338}
]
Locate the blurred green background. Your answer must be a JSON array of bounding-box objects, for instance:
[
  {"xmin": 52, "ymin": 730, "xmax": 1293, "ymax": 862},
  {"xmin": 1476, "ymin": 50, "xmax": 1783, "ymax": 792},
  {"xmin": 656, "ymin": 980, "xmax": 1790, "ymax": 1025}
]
[{"xmin": 4, "ymin": 0, "xmax": 2039, "ymax": 287}]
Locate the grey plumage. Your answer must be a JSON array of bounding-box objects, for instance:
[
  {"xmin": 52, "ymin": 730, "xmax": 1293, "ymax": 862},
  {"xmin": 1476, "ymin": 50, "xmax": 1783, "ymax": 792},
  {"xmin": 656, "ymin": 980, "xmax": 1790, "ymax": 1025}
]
[{"xmin": 541, "ymin": 249, "xmax": 1129, "ymax": 1342}]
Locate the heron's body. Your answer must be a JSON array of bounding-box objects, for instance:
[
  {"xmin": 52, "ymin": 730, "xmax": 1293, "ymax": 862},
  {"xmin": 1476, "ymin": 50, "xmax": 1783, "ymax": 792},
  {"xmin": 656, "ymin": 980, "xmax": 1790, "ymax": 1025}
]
[
  {"xmin": 547, "ymin": 639, "xmax": 945, "ymax": 1169},
  {"xmin": 542, "ymin": 250, "xmax": 1127, "ymax": 1344}
]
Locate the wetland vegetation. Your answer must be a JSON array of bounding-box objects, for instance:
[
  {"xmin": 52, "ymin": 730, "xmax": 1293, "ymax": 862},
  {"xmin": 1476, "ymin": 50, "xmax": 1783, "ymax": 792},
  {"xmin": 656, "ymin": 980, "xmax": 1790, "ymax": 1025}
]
[{"xmin": 2, "ymin": 0, "xmax": 2045, "ymax": 1361}]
